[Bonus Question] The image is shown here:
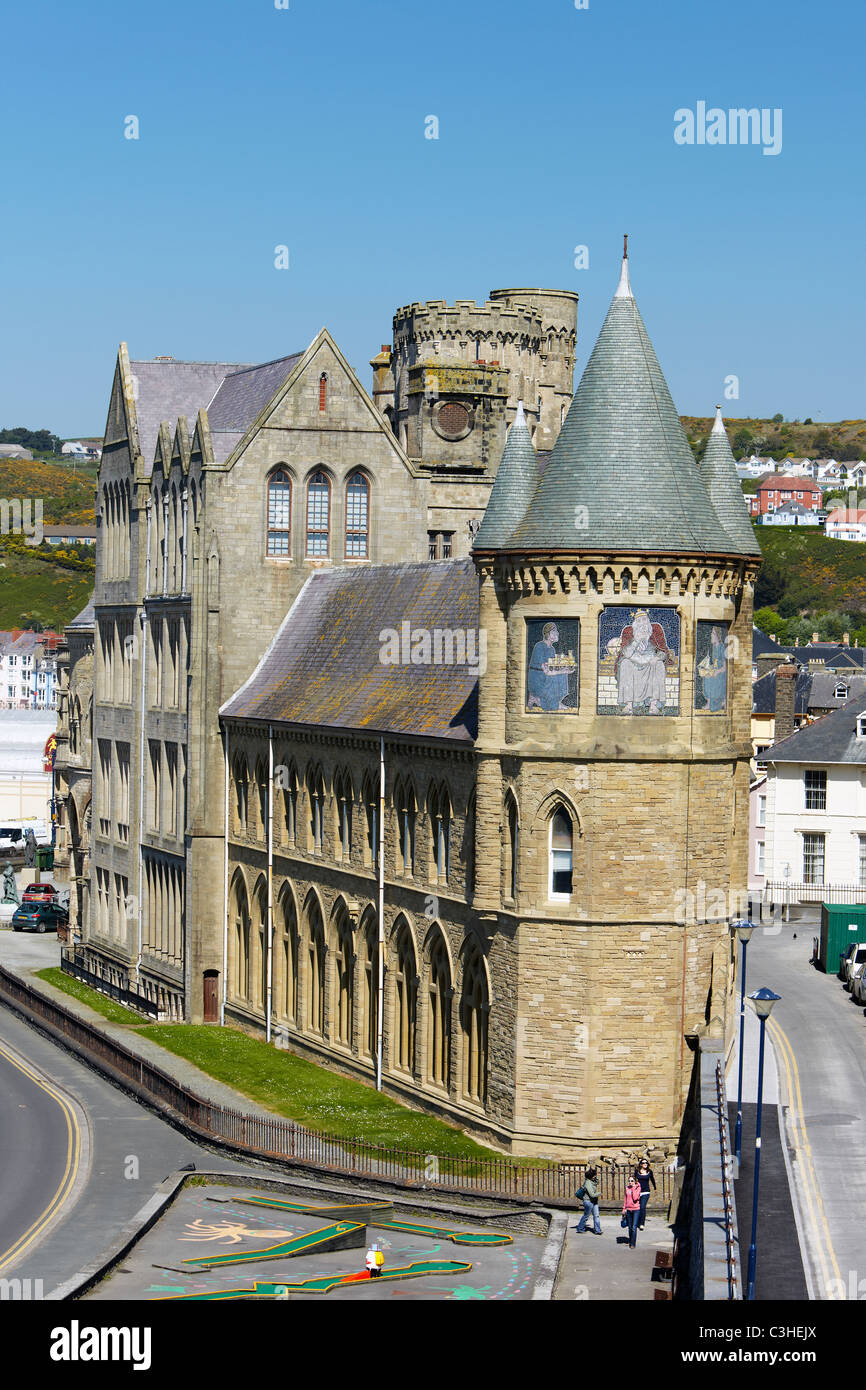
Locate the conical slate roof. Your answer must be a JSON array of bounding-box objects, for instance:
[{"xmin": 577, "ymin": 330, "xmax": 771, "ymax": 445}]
[
  {"xmin": 700, "ymin": 406, "xmax": 763, "ymax": 558},
  {"xmin": 473, "ymin": 401, "xmax": 539, "ymax": 550},
  {"xmin": 509, "ymin": 255, "xmax": 735, "ymax": 555}
]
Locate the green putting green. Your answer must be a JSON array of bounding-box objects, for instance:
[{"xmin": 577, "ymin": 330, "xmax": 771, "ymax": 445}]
[{"xmin": 183, "ymin": 1220, "xmax": 365, "ymax": 1269}]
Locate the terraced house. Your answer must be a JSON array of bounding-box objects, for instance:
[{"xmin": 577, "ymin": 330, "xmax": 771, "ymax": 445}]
[{"xmin": 64, "ymin": 254, "xmax": 760, "ymax": 1156}]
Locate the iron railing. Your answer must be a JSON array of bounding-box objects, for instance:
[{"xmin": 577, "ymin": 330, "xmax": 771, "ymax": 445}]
[
  {"xmin": 764, "ymin": 880, "xmax": 866, "ymax": 906},
  {"xmin": 59, "ymin": 948, "xmax": 162, "ymax": 1020},
  {"xmin": 0, "ymin": 961, "xmax": 673, "ymax": 1208}
]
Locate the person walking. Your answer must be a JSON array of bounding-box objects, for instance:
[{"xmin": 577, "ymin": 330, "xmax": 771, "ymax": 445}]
[
  {"xmin": 622, "ymin": 1175, "xmax": 642, "ymax": 1249},
  {"xmin": 576, "ymin": 1166, "xmax": 602, "ymax": 1235},
  {"xmin": 634, "ymin": 1158, "xmax": 656, "ymax": 1231}
]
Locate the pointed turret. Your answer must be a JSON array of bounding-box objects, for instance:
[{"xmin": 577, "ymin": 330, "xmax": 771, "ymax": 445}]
[
  {"xmin": 700, "ymin": 406, "xmax": 762, "ymax": 557},
  {"xmin": 509, "ymin": 249, "xmax": 735, "ymax": 555},
  {"xmin": 472, "ymin": 401, "xmax": 540, "ymax": 550}
]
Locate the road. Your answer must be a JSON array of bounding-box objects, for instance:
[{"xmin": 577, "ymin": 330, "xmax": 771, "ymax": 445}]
[
  {"xmin": 0, "ymin": 995, "xmax": 253, "ymax": 1298},
  {"xmin": 737, "ymin": 912, "xmax": 866, "ymax": 1299}
]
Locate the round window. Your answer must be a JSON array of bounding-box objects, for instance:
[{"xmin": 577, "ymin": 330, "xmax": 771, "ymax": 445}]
[{"xmin": 432, "ymin": 400, "xmax": 473, "ymax": 441}]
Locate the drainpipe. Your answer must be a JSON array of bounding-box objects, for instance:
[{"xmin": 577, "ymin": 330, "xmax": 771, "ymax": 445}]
[
  {"xmin": 162, "ymin": 493, "xmax": 169, "ymax": 596},
  {"xmin": 376, "ymin": 735, "xmax": 385, "ymax": 1090},
  {"xmin": 221, "ymin": 724, "xmax": 229, "ymax": 1026},
  {"xmin": 267, "ymin": 724, "xmax": 274, "ymax": 1043}
]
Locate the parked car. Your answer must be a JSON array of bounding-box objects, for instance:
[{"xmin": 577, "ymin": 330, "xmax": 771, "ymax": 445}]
[
  {"xmin": 852, "ymin": 961, "xmax": 866, "ymax": 1005},
  {"xmin": 11, "ymin": 901, "xmax": 68, "ymax": 934},
  {"xmin": 844, "ymin": 944, "xmax": 866, "ymax": 991},
  {"xmin": 21, "ymin": 882, "xmax": 58, "ymax": 905}
]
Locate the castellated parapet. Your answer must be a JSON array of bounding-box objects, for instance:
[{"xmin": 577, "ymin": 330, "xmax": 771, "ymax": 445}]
[{"xmin": 379, "ymin": 288, "xmax": 577, "ymax": 465}]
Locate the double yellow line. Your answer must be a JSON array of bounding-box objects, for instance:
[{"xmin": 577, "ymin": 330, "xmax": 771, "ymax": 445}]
[
  {"xmin": 767, "ymin": 1016, "xmax": 843, "ymax": 1300},
  {"xmin": 0, "ymin": 1041, "xmax": 81, "ymax": 1275}
]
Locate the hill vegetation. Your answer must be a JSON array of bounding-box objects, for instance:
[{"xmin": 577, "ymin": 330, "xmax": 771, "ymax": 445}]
[
  {"xmin": 684, "ymin": 415, "xmax": 866, "ymax": 464},
  {"xmin": 753, "ymin": 525, "xmax": 866, "ymax": 646}
]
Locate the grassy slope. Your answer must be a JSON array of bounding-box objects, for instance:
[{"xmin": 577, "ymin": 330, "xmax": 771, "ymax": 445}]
[
  {"xmin": 34, "ymin": 967, "xmax": 144, "ymax": 1023},
  {"xmin": 138, "ymin": 1024, "xmax": 498, "ymax": 1158}
]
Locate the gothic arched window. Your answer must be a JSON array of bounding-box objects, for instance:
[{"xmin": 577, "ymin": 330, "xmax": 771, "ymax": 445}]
[
  {"xmin": 306, "ymin": 472, "xmax": 330, "ymax": 557},
  {"xmin": 393, "ymin": 921, "xmax": 417, "ymax": 1074},
  {"xmin": 267, "ymin": 469, "xmax": 292, "ymax": 557},
  {"xmin": 427, "ymin": 932, "xmax": 451, "ymax": 1088},
  {"xmin": 345, "ymin": 472, "xmax": 369, "ymax": 559},
  {"xmin": 549, "ymin": 807, "xmax": 573, "ymax": 900},
  {"xmin": 461, "ymin": 944, "xmax": 488, "ymax": 1104}
]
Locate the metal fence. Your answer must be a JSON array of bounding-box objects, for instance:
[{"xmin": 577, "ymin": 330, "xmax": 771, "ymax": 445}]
[
  {"xmin": 59, "ymin": 948, "xmax": 162, "ymax": 1020},
  {"xmin": 0, "ymin": 962, "xmax": 672, "ymax": 1208},
  {"xmin": 764, "ymin": 881, "xmax": 866, "ymax": 906}
]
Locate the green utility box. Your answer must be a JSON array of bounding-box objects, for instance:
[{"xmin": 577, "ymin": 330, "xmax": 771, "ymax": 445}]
[
  {"xmin": 36, "ymin": 846, "xmax": 54, "ymax": 872},
  {"xmin": 819, "ymin": 903, "xmax": 866, "ymax": 974}
]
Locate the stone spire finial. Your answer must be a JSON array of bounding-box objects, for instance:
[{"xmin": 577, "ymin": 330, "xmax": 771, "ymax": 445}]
[{"xmin": 712, "ymin": 403, "xmax": 725, "ymax": 434}]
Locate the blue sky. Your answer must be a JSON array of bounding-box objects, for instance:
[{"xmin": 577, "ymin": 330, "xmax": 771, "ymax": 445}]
[{"xmin": 2, "ymin": 0, "xmax": 864, "ymax": 433}]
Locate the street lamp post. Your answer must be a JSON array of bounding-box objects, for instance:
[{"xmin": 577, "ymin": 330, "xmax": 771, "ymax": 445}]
[
  {"xmin": 731, "ymin": 919, "xmax": 756, "ymax": 1165},
  {"xmin": 745, "ymin": 986, "xmax": 781, "ymax": 1301}
]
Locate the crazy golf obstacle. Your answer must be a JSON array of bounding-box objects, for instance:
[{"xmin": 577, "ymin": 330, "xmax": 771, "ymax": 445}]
[
  {"xmin": 232, "ymin": 1195, "xmax": 514, "ymax": 1247},
  {"xmin": 158, "ymin": 1260, "xmax": 474, "ymax": 1299}
]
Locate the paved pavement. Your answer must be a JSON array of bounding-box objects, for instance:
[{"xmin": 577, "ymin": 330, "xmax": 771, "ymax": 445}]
[
  {"xmin": 554, "ymin": 1209, "xmax": 674, "ymax": 1300},
  {"xmin": 730, "ymin": 913, "xmax": 864, "ymax": 1300}
]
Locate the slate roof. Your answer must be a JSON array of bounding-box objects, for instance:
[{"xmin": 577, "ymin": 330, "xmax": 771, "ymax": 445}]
[
  {"xmin": 66, "ymin": 598, "xmax": 95, "ymax": 630},
  {"xmin": 751, "ymin": 668, "xmax": 811, "ymax": 716},
  {"xmin": 473, "ymin": 402, "xmax": 539, "ymax": 550},
  {"xmin": 128, "ymin": 359, "xmax": 253, "ymax": 469},
  {"xmin": 221, "ymin": 559, "xmax": 480, "ymax": 742},
  {"xmin": 765, "ymin": 691, "xmax": 866, "ymax": 764},
  {"xmin": 752, "ymin": 626, "xmax": 797, "ymax": 663},
  {"xmin": 207, "ymin": 355, "xmax": 303, "ymax": 433},
  {"xmin": 509, "ymin": 257, "xmax": 734, "ymax": 555},
  {"xmin": 801, "ymin": 643, "xmax": 866, "ymax": 670},
  {"xmin": 809, "ymin": 672, "xmax": 866, "ymax": 708},
  {"xmin": 700, "ymin": 408, "xmax": 762, "ymax": 557}
]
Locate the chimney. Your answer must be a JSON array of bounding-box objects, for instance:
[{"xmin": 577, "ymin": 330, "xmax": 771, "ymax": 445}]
[
  {"xmin": 757, "ymin": 651, "xmax": 787, "ymax": 681},
  {"xmin": 812, "ymin": 632, "xmax": 819, "ymax": 644},
  {"xmin": 843, "ymin": 632, "xmax": 850, "ymax": 646},
  {"xmin": 774, "ymin": 664, "xmax": 798, "ymax": 743},
  {"xmin": 795, "ymin": 637, "xmax": 799, "ymax": 646}
]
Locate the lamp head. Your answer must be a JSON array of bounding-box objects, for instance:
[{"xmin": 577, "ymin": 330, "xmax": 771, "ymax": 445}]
[
  {"xmin": 731, "ymin": 918, "xmax": 756, "ymax": 944},
  {"xmin": 748, "ymin": 986, "xmax": 781, "ymax": 1020}
]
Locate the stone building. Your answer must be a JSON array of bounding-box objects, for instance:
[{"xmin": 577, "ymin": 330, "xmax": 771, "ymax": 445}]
[
  {"xmin": 53, "ymin": 600, "xmax": 94, "ymax": 938},
  {"xmin": 63, "ymin": 252, "xmax": 759, "ymax": 1156}
]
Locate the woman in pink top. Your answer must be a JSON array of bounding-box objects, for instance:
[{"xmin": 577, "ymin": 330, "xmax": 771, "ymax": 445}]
[{"xmin": 622, "ymin": 1177, "xmax": 642, "ymax": 1249}]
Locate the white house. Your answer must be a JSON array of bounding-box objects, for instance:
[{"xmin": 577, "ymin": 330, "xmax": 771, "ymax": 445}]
[
  {"xmin": 825, "ymin": 507, "xmax": 866, "ymax": 542},
  {"xmin": 761, "ymin": 501, "xmax": 820, "ymax": 527},
  {"xmin": 763, "ymin": 694, "xmax": 866, "ymax": 902}
]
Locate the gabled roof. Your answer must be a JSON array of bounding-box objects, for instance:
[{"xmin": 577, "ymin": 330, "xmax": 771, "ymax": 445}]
[
  {"xmin": 700, "ymin": 407, "xmax": 762, "ymax": 557},
  {"xmin": 473, "ymin": 402, "xmax": 539, "ymax": 550},
  {"xmin": 766, "ymin": 691, "xmax": 866, "ymax": 764},
  {"xmin": 128, "ymin": 358, "xmax": 252, "ymax": 470},
  {"xmin": 66, "ymin": 598, "xmax": 95, "ymax": 630},
  {"xmin": 221, "ymin": 559, "xmax": 480, "ymax": 742},
  {"xmin": 752, "ymin": 625, "xmax": 797, "ymax": 662},
  {"xmin": 509, "ymin": 254, "xmax": 734, "ymax": 555},
  {"xmin": 809, "ymin": 672, "xmax": 866, "ymax": 708}
]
